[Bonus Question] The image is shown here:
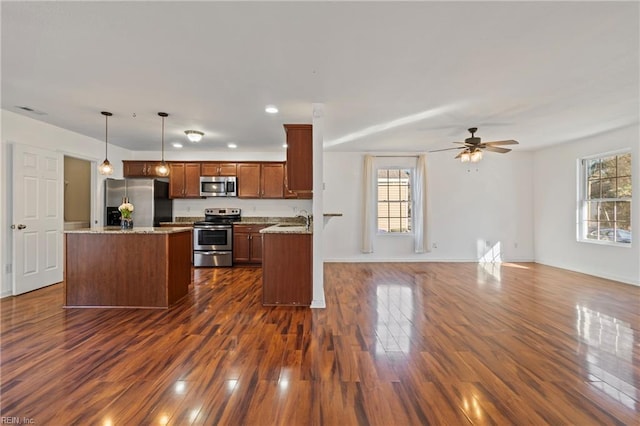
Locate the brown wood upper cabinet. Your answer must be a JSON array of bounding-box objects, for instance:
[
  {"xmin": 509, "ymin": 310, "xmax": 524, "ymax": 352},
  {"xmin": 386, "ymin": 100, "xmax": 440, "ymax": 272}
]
[
  {"xmin": 123, "ymin": 161, "xmax": 163, "ymax": 177},
  {"xmin": 237, "ymin": 162, "xmax": 284, "ymax": 199},
  {"xmin": 169, "ymin": 162, "xmax": 201, "ymax": 198},
  {"xmin": 284, "ymin": 124, "xmax": 313, "ymax": 193},
  {"xmin": 284, "ymin": 163, "xmax": 312, "ymax": 200},
  {"xmin": 201, "ymin": 162, "xmax": 237, "ymax": 176}
]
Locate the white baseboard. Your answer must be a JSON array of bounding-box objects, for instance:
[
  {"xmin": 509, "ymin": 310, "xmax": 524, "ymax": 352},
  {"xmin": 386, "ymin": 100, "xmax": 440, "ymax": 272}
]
[
  {"xmin": 322, "ymin": 257, "xmax": 535, "ymax": 263},
  {"xmin": 535, "ymin": 260, "xmax": 639, "ymax": 287},
  {"xmin": 310, "ymin": 299, "xmax": 326, "ymax": 308}
]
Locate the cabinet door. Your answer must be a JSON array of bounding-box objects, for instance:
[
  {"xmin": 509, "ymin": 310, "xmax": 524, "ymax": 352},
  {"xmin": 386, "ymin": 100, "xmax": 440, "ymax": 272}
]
[
  {"xmin": 169, "ymin": 163, "xmax": 201, "ymax": 198},
  {"xmin": 261, "ymin": 163, "xmax": 284, "ymax": 198},
  {"xmin": 200, "ymin": 163, "xmax": 219, "ymax": 176},
  {"xmin": 124, "ymin": 161, "xmax": 161, "ymax": 177},
  {"xmin": 218, "ymin": 163, "xmax": 237, "ymax": 176},
  {"xmin": 202, "ymin": 162, "xmax": 237, "ymax": 176},
  {"xmin": 169, "ymin": 163, "xmax": 186, "ymax": 198},
  {"xmin": 284, "ymin": 124, "xmax": 313, "ymax": 192},
  {"xmin": 283, "ymin": 163, "xmax": 311, "ymax": 199},
  {"xmin": 250, "ymin": 232, "xmax": 263, "ymax": 263},
  {"xmin": 233, "ymin": 231, "xmax": 251, "ymax": 263},
  {"xmin": 123, "ymin": 161, "xmax": 147, "ymax": 177},
  {"xmin": 183, "ymin": 163, "xmax": 201, "ymax": 197},
  {"xmin": 237, "ymin": 163, "xmax": 261, "ymax": 198}
]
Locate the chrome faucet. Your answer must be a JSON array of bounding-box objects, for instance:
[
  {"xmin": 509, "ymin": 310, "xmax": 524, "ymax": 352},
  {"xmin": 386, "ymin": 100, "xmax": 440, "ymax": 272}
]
[{"xmin": 297, "ymin": 209, "xmax": 311, "ymax": 230}]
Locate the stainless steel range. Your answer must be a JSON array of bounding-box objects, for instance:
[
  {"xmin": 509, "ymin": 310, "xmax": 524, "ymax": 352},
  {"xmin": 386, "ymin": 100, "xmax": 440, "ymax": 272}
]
[{"xmin": 193, "ymin": 208, "xmax": 241, "ymax": 267}]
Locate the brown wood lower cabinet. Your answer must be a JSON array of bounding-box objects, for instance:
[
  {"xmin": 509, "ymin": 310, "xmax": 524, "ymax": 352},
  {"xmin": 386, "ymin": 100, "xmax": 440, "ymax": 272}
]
[
  {"xmin": 262, "ymin": 232, "xmax": 312, "ymax": 306},
  {"xmin": 233, "ymin": 224, "xmax": 268, "ymax": 265}
]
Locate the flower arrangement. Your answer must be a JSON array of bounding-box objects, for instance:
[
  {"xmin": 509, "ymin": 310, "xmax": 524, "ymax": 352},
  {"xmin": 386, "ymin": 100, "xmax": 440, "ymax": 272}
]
[{"xmin": 118, "ymin": 201, "xmax": 134, "ymax": 219}]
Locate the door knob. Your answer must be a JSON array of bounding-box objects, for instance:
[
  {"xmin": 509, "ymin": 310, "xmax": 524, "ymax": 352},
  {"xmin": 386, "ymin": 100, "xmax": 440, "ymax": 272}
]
[{"xmin": 11, "ymin": 224, "xmax": 27, "ymax": 230}]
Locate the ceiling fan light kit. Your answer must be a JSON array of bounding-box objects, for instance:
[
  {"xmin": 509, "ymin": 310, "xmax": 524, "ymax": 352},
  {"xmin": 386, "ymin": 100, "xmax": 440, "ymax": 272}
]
[{"xmin": 434, "ymin": 127, "xmax": 519, "ymax": 163}]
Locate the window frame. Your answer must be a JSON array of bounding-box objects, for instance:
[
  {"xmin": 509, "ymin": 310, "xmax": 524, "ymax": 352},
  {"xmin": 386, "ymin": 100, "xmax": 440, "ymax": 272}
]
[
  {"xmin": 578, "ymin": 150, "xmax": 632, "ymax": 247},
  {"xmin": 376, "ymin": 167, "xmax": 414, "ymax": 235}
]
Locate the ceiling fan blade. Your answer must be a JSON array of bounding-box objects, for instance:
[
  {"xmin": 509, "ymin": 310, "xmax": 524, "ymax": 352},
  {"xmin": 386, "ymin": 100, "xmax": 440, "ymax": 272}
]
[
  {"xmin": 454, "ymin": 151, "xmax": 465, "ymax": 159},
  {"xmin": 429, "ymin": 147, "xmax": 464, "ymax": 152},
  {"xmin": 453, "ymin": 141, "xmax": 478, "ymax": 148},
  {"xmin": 484, "ymin": 146, "xmax": 511, "ymax": 153},
  {"xmin": 485, "ymin": 139, "xmax": 519, "ymax": 146}
]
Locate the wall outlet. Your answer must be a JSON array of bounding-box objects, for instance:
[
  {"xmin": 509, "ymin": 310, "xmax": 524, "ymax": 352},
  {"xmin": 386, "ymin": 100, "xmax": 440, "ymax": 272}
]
[
  {"xmin": 432, "ymin": 242, "xmax": 438, "ymax": 249},
  {"xmin": 514, "ymin": 242, "xmax": 518, "ymax": 249}
]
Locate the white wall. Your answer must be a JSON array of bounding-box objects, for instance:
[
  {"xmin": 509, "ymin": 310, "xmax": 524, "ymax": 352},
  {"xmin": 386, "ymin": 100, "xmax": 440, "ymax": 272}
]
[
  {"xmin": 533, "ymin": 125, "xmax": 640, "ymax": 286},
  {"xmin": 1, "ymin": 110, "xmax": 132, "ymax": 296},
  {"xmin": 322, "ymin": 150, "xmax": 535, "ymax": 262}
]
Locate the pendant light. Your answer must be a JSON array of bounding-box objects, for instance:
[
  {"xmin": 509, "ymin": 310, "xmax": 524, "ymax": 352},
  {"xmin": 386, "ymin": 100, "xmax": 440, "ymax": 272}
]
[
  {"xmin": 98, "ymin": 111, "xmax": 114, "ymax": 175},
  {"xmin": 156, "ymin": 112, "xmax": 170, "ymax": 176}
]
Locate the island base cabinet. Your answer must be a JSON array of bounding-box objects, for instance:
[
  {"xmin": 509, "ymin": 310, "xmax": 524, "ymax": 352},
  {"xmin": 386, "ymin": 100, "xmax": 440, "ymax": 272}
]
[
  {"xmin": 65, "ymin": 231, "xmax": 191, "ymax": 308},
  {"xmin": 262, "ymin": 233, "xmax": 312, "ymax": 306}
]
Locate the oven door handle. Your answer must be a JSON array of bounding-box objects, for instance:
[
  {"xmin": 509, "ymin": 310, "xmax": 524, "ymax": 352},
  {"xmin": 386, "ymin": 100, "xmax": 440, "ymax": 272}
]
[
  {"xmin": 195, "ymin": 225, "xmax": 231, "ymax": 230},
  {"xmin": 195, "ymin": 251, "xmax": 232, "ymax": 255}
]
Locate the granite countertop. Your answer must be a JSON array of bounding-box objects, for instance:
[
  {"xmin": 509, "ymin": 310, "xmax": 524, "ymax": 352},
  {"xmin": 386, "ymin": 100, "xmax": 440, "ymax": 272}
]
[
  {"xmin": 64, "ymin": 227, "xmax": 192, "ymax": 234},
  {"xmin": 260, "ymin": 224, "xmax": 312, "ymax": 235},
  {"xmin": 159, "ymin": 216, "xmax": 311, "ymax": 233}
]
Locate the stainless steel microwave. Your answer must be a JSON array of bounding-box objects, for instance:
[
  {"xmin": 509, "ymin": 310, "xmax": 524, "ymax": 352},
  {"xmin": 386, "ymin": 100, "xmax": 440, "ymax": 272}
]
[{"xmin": 200, "ymin": 176, "xmax": 237, "ymax": 197}]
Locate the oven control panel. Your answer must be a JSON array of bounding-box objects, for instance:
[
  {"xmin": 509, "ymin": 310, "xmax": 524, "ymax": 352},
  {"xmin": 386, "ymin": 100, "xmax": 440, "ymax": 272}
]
[{"xmin": 204, "ymin": 208, "xmax": 240, "ymax": 216}]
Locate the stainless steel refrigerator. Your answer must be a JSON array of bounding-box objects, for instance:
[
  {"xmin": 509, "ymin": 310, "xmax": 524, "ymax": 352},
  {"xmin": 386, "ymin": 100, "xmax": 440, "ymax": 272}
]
[{"xmin": 104, "ymin": 178, "xmax": 173, "ymax": 227}]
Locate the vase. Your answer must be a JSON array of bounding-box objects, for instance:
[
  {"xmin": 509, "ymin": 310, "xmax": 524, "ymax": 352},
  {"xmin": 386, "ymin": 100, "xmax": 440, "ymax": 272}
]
[{"xmin": 121, "ymin": 218, "xmax": 133, "ymax": 230}]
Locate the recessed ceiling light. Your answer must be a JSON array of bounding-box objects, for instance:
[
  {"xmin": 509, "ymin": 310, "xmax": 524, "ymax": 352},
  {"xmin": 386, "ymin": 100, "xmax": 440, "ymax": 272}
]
[
  {"xmin": 227, "ymin": 143, "xmax": 237, "ymax": 149},
  {"xmin": 265, "ymin": 105, "xmax": 278, "ymax": 114},
  {"xmin": 172, "ymin": 142, "xmax": 183, "ymax": 148}
]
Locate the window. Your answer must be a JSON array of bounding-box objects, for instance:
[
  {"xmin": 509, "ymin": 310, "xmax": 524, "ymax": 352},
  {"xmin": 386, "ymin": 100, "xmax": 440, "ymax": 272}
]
[
  {"xmin": 581, "ymin": 152, "xmax": 632, "ymax": 245},
  {"xmin": 377, "ymin": 168, "xmax": 412, "ymax": 233}
]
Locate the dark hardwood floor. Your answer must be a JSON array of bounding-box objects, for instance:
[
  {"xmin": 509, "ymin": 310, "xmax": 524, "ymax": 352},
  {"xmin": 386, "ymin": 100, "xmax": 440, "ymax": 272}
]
[{"xmin": 1, "ymin": 262, "xmax": 638, "ymax": 425}]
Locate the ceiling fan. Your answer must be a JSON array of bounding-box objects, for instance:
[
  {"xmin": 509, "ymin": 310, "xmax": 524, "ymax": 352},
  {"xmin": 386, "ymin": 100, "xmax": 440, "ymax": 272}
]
[{"xmin": 431, "ymin": 127, "xmax": 519, "ymax": 162}]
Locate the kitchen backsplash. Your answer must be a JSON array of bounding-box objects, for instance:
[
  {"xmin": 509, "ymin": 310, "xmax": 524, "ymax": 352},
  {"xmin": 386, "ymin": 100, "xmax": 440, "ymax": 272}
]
[{"xmin": 172, "ymin": 197, "xmax": 312, "ymax": 219}]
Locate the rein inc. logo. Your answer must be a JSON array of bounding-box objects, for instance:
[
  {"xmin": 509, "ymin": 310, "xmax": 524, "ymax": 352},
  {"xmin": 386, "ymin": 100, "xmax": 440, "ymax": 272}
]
[{"xmin": 1, "ymin": 417, "xmax": 35, "ymax": 424}]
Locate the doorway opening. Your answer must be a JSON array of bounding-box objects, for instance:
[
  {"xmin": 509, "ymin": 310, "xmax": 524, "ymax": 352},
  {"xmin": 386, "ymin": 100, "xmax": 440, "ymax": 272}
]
[{"xmin": 63, "ymin": 156, "xmax": 92, "ymax": 230}]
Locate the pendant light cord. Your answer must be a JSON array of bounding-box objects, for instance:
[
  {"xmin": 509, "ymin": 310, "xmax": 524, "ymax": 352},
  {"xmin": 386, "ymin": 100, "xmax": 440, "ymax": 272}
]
[
  {"xmin": 161, "ymin": 115, "xmax": 165, "ymax": 162},
  {"xmin": 104, "ymin": 114, "xmax": 109, "ymax": 158}
]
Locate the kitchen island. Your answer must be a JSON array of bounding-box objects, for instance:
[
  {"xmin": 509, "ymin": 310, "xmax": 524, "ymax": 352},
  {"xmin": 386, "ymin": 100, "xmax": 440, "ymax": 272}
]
[{"xmin": 64, "ymin": 227, "xmax": 191, "ymax": 308}]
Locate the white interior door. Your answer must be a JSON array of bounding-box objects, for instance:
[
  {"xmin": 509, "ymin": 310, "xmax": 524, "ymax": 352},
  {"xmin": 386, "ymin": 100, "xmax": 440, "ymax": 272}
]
[{"xmin": 12, "ymin": 144, "xmax": 63, "ymax": 295}]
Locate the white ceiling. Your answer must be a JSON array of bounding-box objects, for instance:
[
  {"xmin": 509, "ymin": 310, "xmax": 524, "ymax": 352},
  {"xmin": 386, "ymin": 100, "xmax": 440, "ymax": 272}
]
[{"xmin": 2, "ymin": 1, "xmax": 638, "ymax": 155}]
